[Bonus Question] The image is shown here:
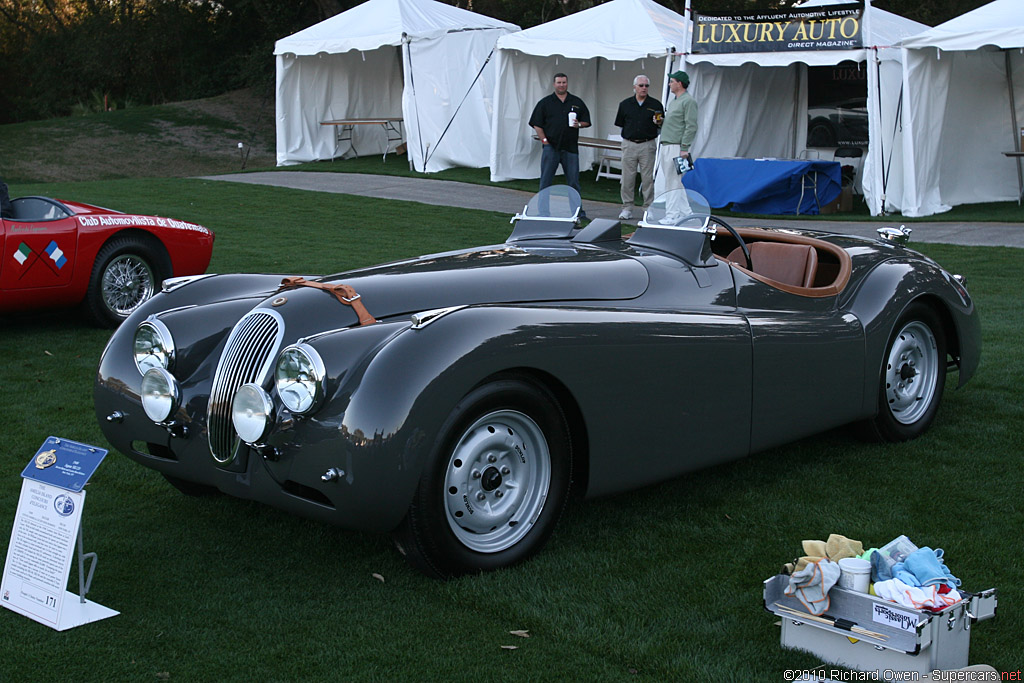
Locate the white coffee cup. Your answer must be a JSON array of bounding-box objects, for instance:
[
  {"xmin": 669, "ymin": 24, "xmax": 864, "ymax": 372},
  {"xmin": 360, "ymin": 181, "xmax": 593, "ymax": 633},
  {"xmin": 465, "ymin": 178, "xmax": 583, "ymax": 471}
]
[{"xmin": 568, "ymin": 112, "xmax": 577, "ymax": 127}]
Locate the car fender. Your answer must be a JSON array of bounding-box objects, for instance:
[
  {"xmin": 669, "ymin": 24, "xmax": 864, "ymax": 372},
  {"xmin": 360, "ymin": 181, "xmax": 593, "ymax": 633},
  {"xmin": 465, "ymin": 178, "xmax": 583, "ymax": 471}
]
[
  {"xmin": 843, "ymin": 257, "xmax": 980, "ymax": 416},
  {"xmin": 296, "ymin": 302, "xmax": 751, "ymax": 531},
  {"xmin": 70, "ymin": 216, "xmax": 214, "ymax": 302},
  {"xmin": 254, "ymin": 309, "xmax": 562, "ymax": 534}
]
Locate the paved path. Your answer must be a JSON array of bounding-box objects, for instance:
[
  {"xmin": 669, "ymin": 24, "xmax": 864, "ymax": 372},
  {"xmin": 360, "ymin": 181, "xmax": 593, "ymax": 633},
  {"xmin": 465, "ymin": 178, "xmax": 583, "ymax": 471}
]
[{"xmin": 202, "ymin": 171, "xmax": 1024, "ymax": 248}]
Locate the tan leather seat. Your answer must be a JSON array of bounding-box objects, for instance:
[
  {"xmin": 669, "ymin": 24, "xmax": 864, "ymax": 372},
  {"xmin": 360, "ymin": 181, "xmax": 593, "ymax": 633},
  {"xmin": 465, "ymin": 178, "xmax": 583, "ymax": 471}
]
[{"xmin": 727, "ymin": 242, "xmax": 819, "ymax": 288}]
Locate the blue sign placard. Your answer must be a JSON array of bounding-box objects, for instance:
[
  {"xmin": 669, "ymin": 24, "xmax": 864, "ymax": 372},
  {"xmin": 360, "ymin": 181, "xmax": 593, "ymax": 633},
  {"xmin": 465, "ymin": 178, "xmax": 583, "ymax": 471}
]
[{"xmin": 21, "ymin": 436, "xmax": 108, "ymax": 493}]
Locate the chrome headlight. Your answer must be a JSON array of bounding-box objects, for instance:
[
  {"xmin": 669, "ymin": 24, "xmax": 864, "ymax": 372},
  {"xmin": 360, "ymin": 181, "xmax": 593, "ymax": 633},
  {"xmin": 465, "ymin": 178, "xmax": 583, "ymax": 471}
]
[
  {"xmin": 134, "ymin": 318, "xmax": 175, "ymax": 374},
  {"xmin": 232, "ymin": 383, "xmax": 274, "ymax": 444},
  {"xmin": 275, "ymin": 343, "xmax": 326, "ymax": 415},
  {"xmin": 141, "ymin": 368, "xmax": 180, "ymax": 423}
]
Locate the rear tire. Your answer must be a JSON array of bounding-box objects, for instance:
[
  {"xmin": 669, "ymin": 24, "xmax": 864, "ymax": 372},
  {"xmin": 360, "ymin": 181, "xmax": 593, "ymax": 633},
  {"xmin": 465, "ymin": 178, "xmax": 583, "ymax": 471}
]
[
  {"xmin": 862, "ymin": 303, "xmax": 947, "ymax": 442},
  {"xmin": 86, "ymin": 237, "xmax": 166, "ymax": 327},
  {"xmin": 393, "ymin": 378, "xmax": 573, "ymax": 578}
]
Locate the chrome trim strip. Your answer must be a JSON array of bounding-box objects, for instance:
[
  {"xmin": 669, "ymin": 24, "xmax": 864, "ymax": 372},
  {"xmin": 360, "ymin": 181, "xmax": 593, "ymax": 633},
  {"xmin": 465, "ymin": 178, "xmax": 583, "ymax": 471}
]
[
  {"xmin": 411, "ymin": 305, "xmax": 467, "ymax": 329},
  {"xmin": 162, "ymin": 273, "xmax": 216, "ymax": 293},
  {"xmin": 298, "ymin": 327, "xmax": 353, "ymax": 345},
  {"xmin": 153, "ymin": 304, "xmax": 198, "ymax": 317}
]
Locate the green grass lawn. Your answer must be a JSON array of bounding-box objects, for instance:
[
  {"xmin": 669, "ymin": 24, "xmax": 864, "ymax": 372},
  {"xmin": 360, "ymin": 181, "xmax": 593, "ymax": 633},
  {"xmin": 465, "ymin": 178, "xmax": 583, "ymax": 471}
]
[{"xmin": 1, "ymin": 179, "xmax": 1021, "ymax": 680}]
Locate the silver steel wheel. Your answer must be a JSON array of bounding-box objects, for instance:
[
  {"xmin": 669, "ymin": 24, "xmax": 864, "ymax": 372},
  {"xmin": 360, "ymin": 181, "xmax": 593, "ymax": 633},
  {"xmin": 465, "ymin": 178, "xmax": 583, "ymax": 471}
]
[
  {"xmin": 443, "ymin": 409, "xmax": 552, "ymax": 553},
  {"xmin": 101, "ymin": 254, "xmax": 155, "ymax": 317},
  {"xmin": 884, "ymin": 320, "xmax": 939, "ymax": 425}
]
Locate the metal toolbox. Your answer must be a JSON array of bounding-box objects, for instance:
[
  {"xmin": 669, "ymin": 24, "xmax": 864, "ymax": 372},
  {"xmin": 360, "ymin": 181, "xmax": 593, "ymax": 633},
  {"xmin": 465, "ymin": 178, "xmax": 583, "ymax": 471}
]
[{"xmin": 764, "ymin": 574, "xmax": 997, "ymax": 674}]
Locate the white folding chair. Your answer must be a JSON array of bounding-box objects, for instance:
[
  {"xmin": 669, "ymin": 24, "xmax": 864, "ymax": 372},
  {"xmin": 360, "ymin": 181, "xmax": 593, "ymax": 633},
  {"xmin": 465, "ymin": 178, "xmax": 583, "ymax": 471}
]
[{"xmin": 595, "ymin": 134, "xmax": 623, "ymax": 181}]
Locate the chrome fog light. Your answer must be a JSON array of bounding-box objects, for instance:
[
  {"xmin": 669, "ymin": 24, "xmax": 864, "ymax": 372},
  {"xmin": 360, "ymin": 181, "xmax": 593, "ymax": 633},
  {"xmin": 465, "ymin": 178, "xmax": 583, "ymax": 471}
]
[
  {"xmin": 232, "ymin": 383, "xmax": 274, "ymax": 444},
  {"xmin": 134, "ymin": 318, "xmax": 175, "ymax": 374},
  {"xmin": 141, "ymin": 368, "xmax": 180, "ymax": 423},
  {"xmin": 275, "ymin": 343, "xmax": 326, "ymax": 415}
]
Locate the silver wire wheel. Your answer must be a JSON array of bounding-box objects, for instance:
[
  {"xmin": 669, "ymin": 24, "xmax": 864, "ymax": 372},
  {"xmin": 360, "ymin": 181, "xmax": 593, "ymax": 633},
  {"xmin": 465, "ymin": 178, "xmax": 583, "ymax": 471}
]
[
  {"xmin": 443, "ymin": 409, "xmax": 552, "ymax": 553},
  {"xmin": 884, "ymin": 320, "xmax": 939, "ymax": 425},
  {"xmin": 101, "ymin": 253, "xmax": 155, "ymax": 318}
]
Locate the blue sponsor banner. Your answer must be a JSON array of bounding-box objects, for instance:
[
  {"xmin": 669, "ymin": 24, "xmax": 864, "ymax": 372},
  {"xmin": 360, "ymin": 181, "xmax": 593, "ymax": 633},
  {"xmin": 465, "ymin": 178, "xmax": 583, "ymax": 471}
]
[{"xmin": 21, "ymin": 436, "xmax": 107, "ymax": 493}]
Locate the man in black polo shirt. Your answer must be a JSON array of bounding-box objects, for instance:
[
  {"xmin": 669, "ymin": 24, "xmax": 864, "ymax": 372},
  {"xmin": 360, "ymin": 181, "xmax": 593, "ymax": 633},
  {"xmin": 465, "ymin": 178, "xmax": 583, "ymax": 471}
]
[
  {"xmin": 613, "ymin": 74, "xmax": 664, "ymax": 221},
  {"xmin": 529, "ymin": 73, "xmax": 591, "ymax": 218}
]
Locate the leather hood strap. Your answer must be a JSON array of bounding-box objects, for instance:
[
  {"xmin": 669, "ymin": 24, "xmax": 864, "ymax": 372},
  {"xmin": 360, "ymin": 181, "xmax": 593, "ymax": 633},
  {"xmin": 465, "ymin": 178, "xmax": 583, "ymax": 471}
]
[{"xmin": 279, "ymin": 277, "xmax": 377, "ymax": 326}]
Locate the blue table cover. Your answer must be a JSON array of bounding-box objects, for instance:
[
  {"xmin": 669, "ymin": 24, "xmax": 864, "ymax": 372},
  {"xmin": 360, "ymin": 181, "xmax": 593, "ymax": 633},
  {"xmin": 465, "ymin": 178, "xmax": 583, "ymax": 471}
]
[{"xmin": 681, "ymin": 158, "xmax": 842, "ymax": 215}]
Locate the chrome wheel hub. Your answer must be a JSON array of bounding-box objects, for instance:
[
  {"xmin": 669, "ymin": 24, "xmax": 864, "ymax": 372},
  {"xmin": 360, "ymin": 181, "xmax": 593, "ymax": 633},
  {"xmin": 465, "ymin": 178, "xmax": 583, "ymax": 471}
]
[
  {"xmin": 102, "ymin": 254, "xmax": 154, "ymax": 316},
  {"xmin": 444, "ymin": 410, "xmax": 551, "ymax": 553},
  {"xmin": 884, "ymin": 320, "xmax": 939, "ymax": 425}
]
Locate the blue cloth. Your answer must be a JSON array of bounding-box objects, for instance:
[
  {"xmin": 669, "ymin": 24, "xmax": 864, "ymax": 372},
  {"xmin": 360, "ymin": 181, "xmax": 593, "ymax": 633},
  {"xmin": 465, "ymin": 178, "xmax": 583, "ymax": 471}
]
[
  {"xmin": 904, "ymin": 547, "xmax": 961, "ymax": 588},
  {"xmin": 893, "ymin": 566, "xmax": 922, "ymax": 587},
  {"xmin": 682, "ymin": 158, "xmax": 842, "ymax": 215}
]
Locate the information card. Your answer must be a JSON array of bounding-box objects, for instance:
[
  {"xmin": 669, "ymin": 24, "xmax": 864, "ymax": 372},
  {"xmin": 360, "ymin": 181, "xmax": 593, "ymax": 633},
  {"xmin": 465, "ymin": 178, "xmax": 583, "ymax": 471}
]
[{"xmin": 2, "ymin": 437, "xmax": 118, "ymax": 630}]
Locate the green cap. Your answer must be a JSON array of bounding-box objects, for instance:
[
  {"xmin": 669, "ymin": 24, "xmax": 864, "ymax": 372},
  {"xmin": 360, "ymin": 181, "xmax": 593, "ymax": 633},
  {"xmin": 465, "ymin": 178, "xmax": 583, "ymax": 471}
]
[{"xmin": 668, "ymin": 71, "xmax": 690, "ymax": 87}]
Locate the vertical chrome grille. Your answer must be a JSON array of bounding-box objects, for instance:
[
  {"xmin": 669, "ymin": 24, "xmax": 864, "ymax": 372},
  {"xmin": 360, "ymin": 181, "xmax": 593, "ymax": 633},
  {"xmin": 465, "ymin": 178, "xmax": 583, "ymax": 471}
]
[{"xmin": 207, "ymin": 309, "xmax": 284, "ymax": 463}]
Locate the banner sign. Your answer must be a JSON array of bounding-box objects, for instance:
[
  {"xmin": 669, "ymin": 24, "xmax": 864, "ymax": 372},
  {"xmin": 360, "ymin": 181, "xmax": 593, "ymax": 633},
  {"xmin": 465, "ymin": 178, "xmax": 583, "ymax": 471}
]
[{"xmin": 692, "ymin": 3, "xmax": 863, "ymax": 54}]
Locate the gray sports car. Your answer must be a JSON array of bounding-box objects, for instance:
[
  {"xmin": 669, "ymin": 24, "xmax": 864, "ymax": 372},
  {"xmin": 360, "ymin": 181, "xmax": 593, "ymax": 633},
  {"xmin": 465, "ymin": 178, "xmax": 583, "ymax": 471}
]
[{"xmin": 94, "ymin": 187, "xmax": 979, "ymax": 578}]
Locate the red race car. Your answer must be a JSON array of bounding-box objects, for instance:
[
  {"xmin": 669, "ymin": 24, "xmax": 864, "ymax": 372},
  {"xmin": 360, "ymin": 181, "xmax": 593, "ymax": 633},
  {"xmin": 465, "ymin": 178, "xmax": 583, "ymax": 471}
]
[{"xmin": 1, "ymin": 195, "xmax": 214, "ymax": 326}]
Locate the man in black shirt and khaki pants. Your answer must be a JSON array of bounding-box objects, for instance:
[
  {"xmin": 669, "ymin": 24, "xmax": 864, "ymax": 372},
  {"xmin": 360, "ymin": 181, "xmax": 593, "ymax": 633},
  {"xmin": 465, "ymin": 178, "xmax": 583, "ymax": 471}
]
[{"xmin": 613, "ymin": 75, "xmax": 664, "ymax": 221}]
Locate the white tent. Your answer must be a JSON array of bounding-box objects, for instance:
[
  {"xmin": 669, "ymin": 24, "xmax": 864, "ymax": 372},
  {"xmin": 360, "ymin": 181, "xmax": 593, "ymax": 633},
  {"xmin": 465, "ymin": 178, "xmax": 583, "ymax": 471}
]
[
  {"xmin": 899, "ymin": 0, "xmax": 1024, "ymax": 217},
  {"xmin": 686, "ymin": 1, "xmax": 926, "ymax": 215},
  {"xmin": 488, "ymin": 0, "xmax": 688, "ymax": 182},
  {"xmin": 274, "ymin": 0, "xmax": 518, "ymax": 172}
]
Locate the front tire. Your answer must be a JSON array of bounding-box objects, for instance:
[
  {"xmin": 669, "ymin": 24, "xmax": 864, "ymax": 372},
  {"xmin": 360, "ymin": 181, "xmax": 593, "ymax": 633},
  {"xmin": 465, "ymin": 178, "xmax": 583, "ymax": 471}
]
[
  {"xmin": 86, "ymin": 237, "xmax": 166, "ymax": 327},
  {"xmin": 863, "ymin": 303, "xmax": 947, "ymax": 442},
  {"xmin": 394, "ymin": 378, "xmax": 573, "ymax": 579}
]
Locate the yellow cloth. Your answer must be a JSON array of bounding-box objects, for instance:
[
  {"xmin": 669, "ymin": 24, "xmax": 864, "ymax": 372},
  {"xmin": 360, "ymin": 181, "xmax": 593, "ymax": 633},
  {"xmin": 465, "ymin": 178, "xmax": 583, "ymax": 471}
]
[
  {"xmin": 783, "ymin": 534, "xmax": 865, "ymax": 575},
  {"xmin": 802, "ymin": 540, "xmax": 827, "ymax": 558},
  {"xmin": 825, "ymin": 534, "xmax": 864, "ymax": 561}
]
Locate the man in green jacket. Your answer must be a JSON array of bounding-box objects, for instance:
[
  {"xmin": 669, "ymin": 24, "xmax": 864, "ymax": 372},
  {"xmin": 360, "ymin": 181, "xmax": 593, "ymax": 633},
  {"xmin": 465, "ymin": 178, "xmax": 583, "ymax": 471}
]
[{"xmin": 654, "ymin": 70, "xmax": 698, "ymax": 223}]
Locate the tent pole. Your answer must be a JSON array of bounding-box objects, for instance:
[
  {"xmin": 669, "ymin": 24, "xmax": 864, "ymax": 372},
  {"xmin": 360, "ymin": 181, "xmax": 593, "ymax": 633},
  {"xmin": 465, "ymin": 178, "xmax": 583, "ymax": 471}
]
[
  {"xmin": 1007, "ymin": 50, "xmax": 1022, "ymax": 202},
  {"xmin": 404, "ymin": 36, "xmax": 426, "ymax": 172},
  {"xmin": 792, "ymin": 67, "xmax": 801, "ymax": 159}
]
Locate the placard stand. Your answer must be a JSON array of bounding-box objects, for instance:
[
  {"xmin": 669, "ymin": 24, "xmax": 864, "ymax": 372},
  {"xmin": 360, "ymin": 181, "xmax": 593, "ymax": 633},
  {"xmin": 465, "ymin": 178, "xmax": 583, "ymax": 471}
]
[
  {"xmin": 1, "ymin": 437, "xmax": 119, "ymax": 630},
  {"xmin": 77, "ymin": 519, "xmax": 98, "ymax": 605}
]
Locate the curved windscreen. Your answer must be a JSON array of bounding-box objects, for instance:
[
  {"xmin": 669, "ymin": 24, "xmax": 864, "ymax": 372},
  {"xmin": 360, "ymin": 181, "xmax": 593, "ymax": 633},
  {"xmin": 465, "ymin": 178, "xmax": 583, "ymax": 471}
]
[
  {"xmin": 640, "ymin": 189, "xmax": 711, "ymax": 230},
  {"xmin": 522, "ymin": 185, "xmax": 582, "ymax": 220}
]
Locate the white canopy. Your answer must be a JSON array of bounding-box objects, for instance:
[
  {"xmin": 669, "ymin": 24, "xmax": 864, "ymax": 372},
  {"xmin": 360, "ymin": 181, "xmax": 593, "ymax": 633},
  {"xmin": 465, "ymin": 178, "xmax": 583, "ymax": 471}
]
[
  {"xmin": 489, "ymin": 0, "xmax": 688, "ymax": 182},
  {"xmin": 686, "ymin": 1, "xmax": 926, "ymax": 215},
  {"xmin": 899, "ymin": 0, "xmax": 1024, "ymax": 216},
  {"xmin": 275, "ymin": 0, "xmax": 517, "ymax": 172}
]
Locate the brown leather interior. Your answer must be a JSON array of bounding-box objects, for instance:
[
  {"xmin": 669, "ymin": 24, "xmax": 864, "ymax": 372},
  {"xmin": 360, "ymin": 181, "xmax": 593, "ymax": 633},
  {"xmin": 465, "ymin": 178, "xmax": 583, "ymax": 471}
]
[
  {"xmin": 727, "ymin": 242, "xmax": 818, "ymax": 288},
  {"xmin": 714, "ymin": 227, "xmax": 852, "ymax": 298}
]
